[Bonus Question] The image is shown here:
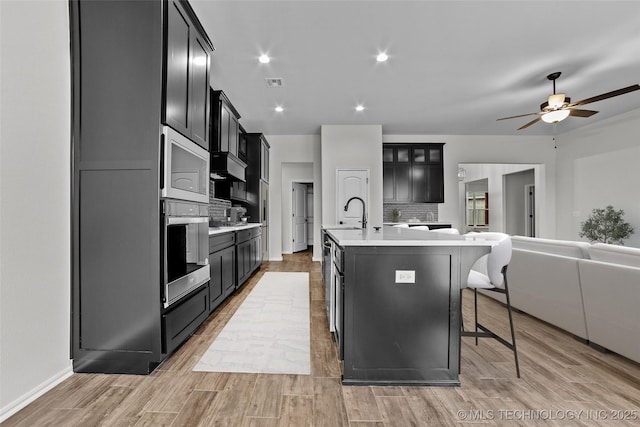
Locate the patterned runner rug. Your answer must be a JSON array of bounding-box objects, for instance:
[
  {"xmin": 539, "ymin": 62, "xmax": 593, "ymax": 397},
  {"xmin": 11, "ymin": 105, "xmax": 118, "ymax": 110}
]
[{"xmin": 193, "ymin": 272, "xmax": 310, "ymax": 375}]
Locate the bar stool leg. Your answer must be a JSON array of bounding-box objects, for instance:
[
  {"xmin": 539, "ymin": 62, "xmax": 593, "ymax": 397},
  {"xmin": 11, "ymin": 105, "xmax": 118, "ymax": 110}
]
[{"xmin": 504, "ymin": 277, "xmax": 520, "ymax": 378}]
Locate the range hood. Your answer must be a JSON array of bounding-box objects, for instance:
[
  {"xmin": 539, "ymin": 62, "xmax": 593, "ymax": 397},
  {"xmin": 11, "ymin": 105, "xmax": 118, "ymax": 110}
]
[{"xmin": 210, "ymin": 152, "xmax": 246, "ymax": 182}]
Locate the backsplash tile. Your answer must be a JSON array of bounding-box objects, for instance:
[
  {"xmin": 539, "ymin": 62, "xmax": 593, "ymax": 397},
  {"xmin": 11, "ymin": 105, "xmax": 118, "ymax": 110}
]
[
  {"xmin": 383, "ymin": 203, "xmax": 438, "ymax": 222},
  {"xmin": 209, "ymin": 180, "xmax": 231, "ymax": 219}
]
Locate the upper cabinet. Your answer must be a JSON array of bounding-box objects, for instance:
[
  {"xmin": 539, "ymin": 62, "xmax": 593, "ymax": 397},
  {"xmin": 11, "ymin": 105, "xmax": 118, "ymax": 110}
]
[
  {"xmin": 383, "ymin": 143, "xmax": 444, "ymax": 203},
  {"xmin": 163, "ymin": 0, "xmax": 213, "ymax": 150},
  {"xmin": 260, "ymin": 137, "xmax": 270, "ymax": 183},
  {"xmin": 211, "ymin": 90, "xmax": 240, "ymax": 154},
  {"xmin": 210, "ymin": 90, "xmax": 246, "ymax": 181},
  {"xmin": 244, "ymin": 133, "xmax": 270, "ymax": 221}
]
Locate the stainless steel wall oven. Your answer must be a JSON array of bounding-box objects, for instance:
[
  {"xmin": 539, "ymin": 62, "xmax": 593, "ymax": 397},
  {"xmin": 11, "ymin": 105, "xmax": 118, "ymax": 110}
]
[{"xmin": 161, "ymin": 199, "xmax": 210, "ymax": 308}]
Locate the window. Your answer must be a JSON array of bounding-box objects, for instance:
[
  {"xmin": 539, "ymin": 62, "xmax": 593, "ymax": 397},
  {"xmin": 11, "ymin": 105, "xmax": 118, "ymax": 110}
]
[{"xmin": 466, "ymin": 192, "xmax": 489, "ymax": 228}]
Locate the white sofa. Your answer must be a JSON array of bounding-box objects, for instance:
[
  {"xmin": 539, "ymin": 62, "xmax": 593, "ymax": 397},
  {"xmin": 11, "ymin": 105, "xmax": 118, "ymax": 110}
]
[
  {"xmin": 504, "ymin": 236, "xmax": 591, "ymax": 340},
  {"xmin": 578, "ymin": 243, "xmax": 640, "ymax": 363}
]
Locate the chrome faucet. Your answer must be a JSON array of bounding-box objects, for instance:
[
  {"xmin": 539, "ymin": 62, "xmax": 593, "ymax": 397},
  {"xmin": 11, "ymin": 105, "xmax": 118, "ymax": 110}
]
[{"xmin": 344, "ymin": 196, "xmax": 367, "ymax": 229}]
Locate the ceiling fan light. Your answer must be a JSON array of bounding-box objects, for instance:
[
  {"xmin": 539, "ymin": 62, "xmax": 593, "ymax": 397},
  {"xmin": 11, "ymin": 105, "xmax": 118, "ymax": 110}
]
[
  {"xmin": 541, "ymin": 109, "xmax": 570, "ymax": 123},
  {"xmin": 548, "ymin": 93, "xmax": 566, "ymax": 109}
]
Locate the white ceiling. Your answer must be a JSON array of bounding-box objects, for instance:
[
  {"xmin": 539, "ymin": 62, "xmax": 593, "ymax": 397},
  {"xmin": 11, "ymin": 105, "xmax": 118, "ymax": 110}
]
[{"xmin": 190, "ymin": 0, "xmax": 640, "ymax": 136}]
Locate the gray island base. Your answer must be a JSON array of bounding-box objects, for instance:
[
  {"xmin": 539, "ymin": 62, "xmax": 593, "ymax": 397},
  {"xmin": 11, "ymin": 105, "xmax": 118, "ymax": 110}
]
[{"xmin": 326, "ymin": 227, "xmax": 492, "ymax": 386}]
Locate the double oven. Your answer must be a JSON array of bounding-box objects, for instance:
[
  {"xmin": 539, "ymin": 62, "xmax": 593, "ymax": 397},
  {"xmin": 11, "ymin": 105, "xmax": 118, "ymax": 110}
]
[{"xmin": 160, "ymin": 127, "xmax": 210, "ymax": 309}]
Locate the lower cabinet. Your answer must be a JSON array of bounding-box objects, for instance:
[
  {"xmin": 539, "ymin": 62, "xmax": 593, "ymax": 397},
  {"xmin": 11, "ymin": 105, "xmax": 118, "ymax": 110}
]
[
  {"xmin": 209, "ymin": 231, "xmax": 236, "ymax": 312},
  {"xmin": 209, "ymin": 245, "xmax": 236, "ymax": 312},
  {"xmin": 236, "ymin": 227, "xmax": 262, "ymax": 288},
  {"xmin": 208, "ymin": 226, "xmax": 263, "ymax": 311},
  {"xmin": 162, "ymin": 285, "xmax": 209, "ymax": 355}
]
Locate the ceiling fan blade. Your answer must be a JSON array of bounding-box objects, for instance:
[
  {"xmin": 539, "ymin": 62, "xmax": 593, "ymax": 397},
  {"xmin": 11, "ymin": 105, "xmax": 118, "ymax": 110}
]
[
  {"xmin": 517, "ymin": 117, "xmax": 541, "ymax": 130},
  {"xmin": 570, "ymin": 84, "xmax": 640, "ymax": 107},
  {"xmin": 569, "ymin": 109, "xmax": 598, "ymax": 118},
  {"xmin": 496, "ymin": 112, "xmax": 540, "ymax": 121}
]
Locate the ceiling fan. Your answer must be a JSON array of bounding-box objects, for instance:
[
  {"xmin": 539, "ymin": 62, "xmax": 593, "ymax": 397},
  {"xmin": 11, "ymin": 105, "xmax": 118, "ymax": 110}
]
[{"xmin": 497, "ymin": 72, "xmax": 640, "ymax": 130}]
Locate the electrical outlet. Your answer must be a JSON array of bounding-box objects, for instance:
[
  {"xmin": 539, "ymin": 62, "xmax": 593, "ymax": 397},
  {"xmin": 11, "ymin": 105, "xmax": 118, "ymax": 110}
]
[{"xmin": 395, "ymin": 270, "xmax": 415, "ymax": 284}]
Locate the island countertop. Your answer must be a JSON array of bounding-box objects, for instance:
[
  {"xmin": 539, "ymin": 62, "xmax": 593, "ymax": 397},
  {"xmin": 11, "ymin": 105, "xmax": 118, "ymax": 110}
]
[{"xmin": 326, "ymin": 226, "xmax": 494, "ymax": 247}]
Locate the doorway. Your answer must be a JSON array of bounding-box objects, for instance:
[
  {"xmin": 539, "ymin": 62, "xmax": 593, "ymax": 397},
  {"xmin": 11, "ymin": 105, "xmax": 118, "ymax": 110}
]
[
  {"xmin": 504, "ymin": 169, "xmax": 535, "ymax": 236},
  {"xmin": 292, "ymin": 182, "xmax": 314, "ymax": 253}
]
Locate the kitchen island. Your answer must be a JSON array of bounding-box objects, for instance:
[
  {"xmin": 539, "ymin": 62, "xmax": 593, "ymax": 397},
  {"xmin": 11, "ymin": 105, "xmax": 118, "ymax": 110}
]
[{"xmin": 325, "ymin": 226, "xmax": 493, "ymax": 386}]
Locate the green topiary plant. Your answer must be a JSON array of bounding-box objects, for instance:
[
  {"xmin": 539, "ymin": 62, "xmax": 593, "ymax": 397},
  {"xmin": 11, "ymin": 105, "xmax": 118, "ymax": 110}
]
[
  {"xmin": 391, "ymin": 208, "xmax": 401, "ymax": 222},
  {"xmin": 579, "ymin": 205, "xmax": 634, "ymax": 245}
]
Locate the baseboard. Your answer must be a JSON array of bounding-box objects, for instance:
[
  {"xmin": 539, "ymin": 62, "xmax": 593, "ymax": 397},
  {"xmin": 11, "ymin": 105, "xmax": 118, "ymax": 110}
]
[
  {"xmin": 0, "ymin": 363, "xmax": 73, "ymax": 423},
  {"xmin": 269, "ymin": 256, "xmax": 284, "ymax": 261},
  {"xmin": 312, "ymin": 256, "xmax": 321, "ymax": 262}
]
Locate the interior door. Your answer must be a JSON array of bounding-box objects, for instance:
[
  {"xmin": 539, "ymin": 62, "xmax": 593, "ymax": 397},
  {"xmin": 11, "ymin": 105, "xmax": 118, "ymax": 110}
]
[
  {"xmin": 337, "ymin": 169, "xmax": 368, "ymax": 226},
  {"xmin": 292, "ymin": 182, "xmax": 308, "ymax": 253},
  {"xmin": 525, "ymin": 184, "xmax": 536, "ymax": 237}
]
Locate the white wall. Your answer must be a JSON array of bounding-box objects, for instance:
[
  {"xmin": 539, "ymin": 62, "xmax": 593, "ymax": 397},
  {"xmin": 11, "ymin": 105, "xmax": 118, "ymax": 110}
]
[
  {"xmin": 0, "ymin": 1, "xmax": 73, "ymax": 420},
  {"xmin": 321, "ymin": 125, "xmax": 383, "ymax": 227},
  {"xmin": 266, "ymin": 135, "xmax": 322, "ymax": 261},
  {"xmin": 555, "ymin": 108, "xmax": 640, "ymax": 248},
  {"xmin": 384, "ymin": 135, "xmax": 556, "ymax": 237}
]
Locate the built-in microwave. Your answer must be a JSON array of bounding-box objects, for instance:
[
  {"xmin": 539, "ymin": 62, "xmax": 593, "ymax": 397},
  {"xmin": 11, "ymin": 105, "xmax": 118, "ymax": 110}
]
[{"xmin": 161, "ymin": 126, "xmax": 209, "ymax": 204}]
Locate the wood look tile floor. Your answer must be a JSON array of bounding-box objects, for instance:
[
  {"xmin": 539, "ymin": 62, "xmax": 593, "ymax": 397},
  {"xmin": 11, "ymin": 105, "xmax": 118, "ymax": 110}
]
[{"xmin": 4, "ymin": 250, "xmax": 640, "ymax": 426}]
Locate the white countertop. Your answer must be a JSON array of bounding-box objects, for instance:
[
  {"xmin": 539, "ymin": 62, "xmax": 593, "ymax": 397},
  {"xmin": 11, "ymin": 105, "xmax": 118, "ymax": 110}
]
[
  {"xmin": 382, "ymin": 222, "xmax": 451, "ymax": 226},
  {"xmin": 326, "ymin": 226, "xmax": 494, "ymax": 247},
  {"xmin": 209, "ymin": 223, "xmax": 261, "ymax": 235}
]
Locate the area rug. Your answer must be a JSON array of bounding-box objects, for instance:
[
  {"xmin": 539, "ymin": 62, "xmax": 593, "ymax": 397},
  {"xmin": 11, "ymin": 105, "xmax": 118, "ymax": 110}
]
[{"xmin": 193, "ymin": 272, "xmax": 310, "ymax": 375}]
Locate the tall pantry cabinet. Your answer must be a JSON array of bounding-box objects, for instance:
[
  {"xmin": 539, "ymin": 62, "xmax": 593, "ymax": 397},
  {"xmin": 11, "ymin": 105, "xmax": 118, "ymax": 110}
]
[{"xmin": 70, "ymin": 0, "xmax": 213, "ymax": 374}]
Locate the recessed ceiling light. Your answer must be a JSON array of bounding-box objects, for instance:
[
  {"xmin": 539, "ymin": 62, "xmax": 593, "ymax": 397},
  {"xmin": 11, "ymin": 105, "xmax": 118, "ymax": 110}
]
[
  {"xmin": 355, "ymin": 104, "xmax": 365, "ymax": 112},
  {"xmin": 275, "ymin": 105, "xmax": 284, "ymax": 112},
  {"xmin": 376, "ymin": 52, "xmax": 388, "ymax": 62},
  {"xmin": 258, "ymin": 54, "xmax": 270, "ymax": 64}
]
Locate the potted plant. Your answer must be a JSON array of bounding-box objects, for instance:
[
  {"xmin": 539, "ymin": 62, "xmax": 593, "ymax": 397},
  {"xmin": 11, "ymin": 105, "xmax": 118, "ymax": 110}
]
[
  {"xmin": 391, "ymin": 208, "xmax": 401, "ymax": 223},
  {"xmin": 579, "ymin": 205, "xmax": 634, "ymax": 245}
]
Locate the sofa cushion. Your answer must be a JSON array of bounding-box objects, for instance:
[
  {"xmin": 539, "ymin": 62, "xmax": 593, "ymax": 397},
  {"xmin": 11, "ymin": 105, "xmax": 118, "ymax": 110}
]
[
  {"xmin": 579, "ymin": 259, "xmax": 640, "ymax": 363},
  {"xmin": 507, "ymin": 248, "xmax": 589, "ymax": 340},
  {"xmin": 587, "ymin": 243, "xmax": 640, "ymax": 268},
  {"xmin": 511, "ymin": 236, "xmax": 590, "ymax": 259}
]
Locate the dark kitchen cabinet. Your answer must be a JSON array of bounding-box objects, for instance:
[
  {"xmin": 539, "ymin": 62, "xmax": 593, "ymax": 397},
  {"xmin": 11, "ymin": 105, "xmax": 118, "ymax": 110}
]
[
  {"xmin": 210, "ymin": 90, "xmax": 247, "ymax": 181},
  {"xmin": 70, "ymin": 0, "xmax": 213, "ymax": 374},
  {"xmin": 209, "ymin": 231, "xmax": 236, "ymax": 312},
  {"xmin": 214, "ymin": 181, "xmax": 248, "ymax": 202},
  {"xmin": 164, "ymin": 0, "xmax": 212, "ymax": 150},
  {"xmin": 236, "ymin": 227, "xmax": 262, "ymax": 288},
  {"xmin": 211, "ymin": 91, "xmax": 240, "ymax": 155},
  {"xmin": 163, "ymin": 285, "xmax": 209, "ymax": 355},
  {"xmin": 383, "ymin": 146, "xmax": 411, "ymax": 202},
  {"xmin": 238, "ymin": 126, "xmax": 248, "ymax": 163},
  {"xmin": 245, "ymin": 133, "xmax": 270, "ymax": 216},
  {"xmin": 383, "ymin": 143, "xmax": 444, "ymax": 203},
  {"xmin": 261, "ymin": 138, "xmax": 270, "ymax": 183}
]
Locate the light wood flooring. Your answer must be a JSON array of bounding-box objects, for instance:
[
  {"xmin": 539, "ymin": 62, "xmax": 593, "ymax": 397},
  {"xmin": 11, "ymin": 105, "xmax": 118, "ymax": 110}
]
[{"xmin": 4, "ymin": 250, "xmax": 640, "ymax": 426}]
